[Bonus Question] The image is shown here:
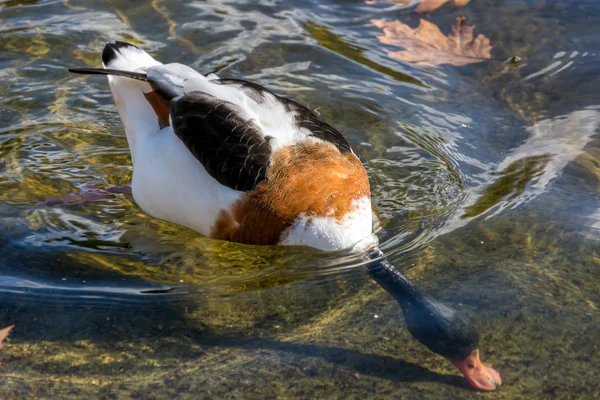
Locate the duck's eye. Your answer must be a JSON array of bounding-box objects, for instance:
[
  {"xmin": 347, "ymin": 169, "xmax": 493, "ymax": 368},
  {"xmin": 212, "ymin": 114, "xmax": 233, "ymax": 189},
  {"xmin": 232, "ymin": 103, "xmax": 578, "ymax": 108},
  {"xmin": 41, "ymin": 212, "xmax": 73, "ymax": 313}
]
[{"xmin": 467, "ymin": 363, "xmax": 475, "ymax": 369}]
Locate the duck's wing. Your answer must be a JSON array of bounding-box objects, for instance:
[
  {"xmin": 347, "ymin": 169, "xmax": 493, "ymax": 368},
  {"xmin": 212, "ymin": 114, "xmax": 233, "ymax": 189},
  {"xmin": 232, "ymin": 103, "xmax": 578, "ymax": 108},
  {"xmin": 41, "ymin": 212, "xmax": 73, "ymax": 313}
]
[
  {"xmin": 166, "ymin": 76, "xmax": 352, "ymax": 192},
  {"xmin": 169, "ymin": 89, "xmax": 272, "ymax": 192}
]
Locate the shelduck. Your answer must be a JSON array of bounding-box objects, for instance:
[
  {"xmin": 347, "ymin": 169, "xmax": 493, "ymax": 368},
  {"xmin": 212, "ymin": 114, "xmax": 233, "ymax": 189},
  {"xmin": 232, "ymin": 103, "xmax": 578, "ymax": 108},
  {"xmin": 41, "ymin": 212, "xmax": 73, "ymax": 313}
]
[{"xmin": 69, "ymin": 41, "xmax": 501, "ymax": 391}]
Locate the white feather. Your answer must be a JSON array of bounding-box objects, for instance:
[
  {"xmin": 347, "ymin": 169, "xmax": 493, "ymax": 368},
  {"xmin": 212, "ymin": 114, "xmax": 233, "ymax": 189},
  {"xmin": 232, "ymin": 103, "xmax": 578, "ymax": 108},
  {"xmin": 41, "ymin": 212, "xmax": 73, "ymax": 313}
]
[
  {"xmin": 104, "ymin": 45, "xmax": 162, "ymax": 164},
  {"xmin": 147, "ymin": 63, "xmax": 313, "ymax": 150},
  {"xmin": 132, "ymin": 126, "xmax": 242, "ymax": 236},
  {"xmin": 104, "ymin": 45, "xmax": 241, "ymax": 231},
  {"xmin": 279, "ymin": 197, "xmax": 376, "ymax": 252}
]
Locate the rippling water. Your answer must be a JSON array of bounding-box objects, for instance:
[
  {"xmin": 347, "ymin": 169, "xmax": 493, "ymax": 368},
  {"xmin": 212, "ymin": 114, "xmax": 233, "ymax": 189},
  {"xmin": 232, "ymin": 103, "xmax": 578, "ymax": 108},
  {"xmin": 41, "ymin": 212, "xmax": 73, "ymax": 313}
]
[{"xmin": 1, "ymin": 0, "xmax": 599, "ymax": 398}]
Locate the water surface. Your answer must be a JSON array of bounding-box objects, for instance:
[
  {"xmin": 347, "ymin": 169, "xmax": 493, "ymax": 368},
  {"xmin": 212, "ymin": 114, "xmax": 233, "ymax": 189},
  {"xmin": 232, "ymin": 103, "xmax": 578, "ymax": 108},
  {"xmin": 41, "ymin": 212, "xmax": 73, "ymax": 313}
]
[{"xmin": 1, "ymin": 0, "xmax": 599, "ymax": 398}]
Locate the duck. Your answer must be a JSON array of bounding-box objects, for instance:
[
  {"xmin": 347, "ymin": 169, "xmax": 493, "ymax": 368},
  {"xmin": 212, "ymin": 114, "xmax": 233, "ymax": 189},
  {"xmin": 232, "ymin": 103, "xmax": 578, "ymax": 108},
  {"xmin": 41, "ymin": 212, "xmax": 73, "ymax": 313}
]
[{"xmin": 69, "ymin": 41, "xmax": 501, "ymax": 391}]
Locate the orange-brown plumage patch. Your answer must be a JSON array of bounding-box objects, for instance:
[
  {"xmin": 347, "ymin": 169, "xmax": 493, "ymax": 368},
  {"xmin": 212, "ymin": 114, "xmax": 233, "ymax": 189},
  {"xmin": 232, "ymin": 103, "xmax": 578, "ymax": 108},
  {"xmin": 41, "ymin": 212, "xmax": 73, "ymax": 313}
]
[
  {"xmin": 143, "ymin": 90, "xmax": 170, "ymax": 127},
  {"xmin": 211, "ymin": 141, "xmax": 371, "ymax": 245}
]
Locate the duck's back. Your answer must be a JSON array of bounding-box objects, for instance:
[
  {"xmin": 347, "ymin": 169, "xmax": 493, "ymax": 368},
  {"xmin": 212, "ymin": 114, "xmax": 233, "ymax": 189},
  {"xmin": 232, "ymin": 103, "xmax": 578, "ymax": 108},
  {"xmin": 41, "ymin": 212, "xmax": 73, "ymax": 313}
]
[{"xmin": 100, "ymin": 41, "xmax": 375, "ymax": 251}]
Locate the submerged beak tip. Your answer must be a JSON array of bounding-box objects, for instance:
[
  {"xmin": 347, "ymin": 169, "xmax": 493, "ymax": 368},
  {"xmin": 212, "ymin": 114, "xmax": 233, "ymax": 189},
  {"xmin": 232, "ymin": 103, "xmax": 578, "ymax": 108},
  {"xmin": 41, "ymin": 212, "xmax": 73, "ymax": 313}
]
[
  {"xmin": 470, "ymin": 374, "xmax": 501, "ymax": 391},
  {"xmin": 450, "ymin": 349, "xmax": 502, "ymax": 391}
]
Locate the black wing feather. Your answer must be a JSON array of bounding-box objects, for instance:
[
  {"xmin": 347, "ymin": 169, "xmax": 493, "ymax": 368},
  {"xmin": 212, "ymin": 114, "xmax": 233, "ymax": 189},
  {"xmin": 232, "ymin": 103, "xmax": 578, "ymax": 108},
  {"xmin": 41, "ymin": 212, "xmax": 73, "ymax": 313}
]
[
  {"xmin": 279, "ymin": 97, "xmax": 352, "ymax": 153},
  {"xmin": 170, "ymin": 92, "xmax": 271, "ymax": 192},
  {"xmin": 170, "ymin": 80, "xmax": 352, "ymax": 192}
]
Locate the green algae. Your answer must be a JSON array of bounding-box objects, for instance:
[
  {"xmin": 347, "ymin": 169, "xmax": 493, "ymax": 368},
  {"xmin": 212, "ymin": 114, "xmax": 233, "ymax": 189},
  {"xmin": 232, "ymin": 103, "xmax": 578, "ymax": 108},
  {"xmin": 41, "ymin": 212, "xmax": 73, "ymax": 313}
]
[
  {"xmin": 303, "ymin": 21, "xmax": 427, "ymax": 88},
  {"xmin": 462, "ymin": 155, "xmax": 551, "ymax": 219}
]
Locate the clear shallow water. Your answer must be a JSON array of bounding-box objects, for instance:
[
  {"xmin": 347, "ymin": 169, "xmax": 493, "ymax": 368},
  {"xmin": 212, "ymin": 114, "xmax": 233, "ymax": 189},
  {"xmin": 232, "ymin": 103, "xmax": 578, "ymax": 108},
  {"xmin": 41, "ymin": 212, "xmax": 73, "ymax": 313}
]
[{"xmin": 0, "ymin": 0, "xmax": 599, "ymax": 398}]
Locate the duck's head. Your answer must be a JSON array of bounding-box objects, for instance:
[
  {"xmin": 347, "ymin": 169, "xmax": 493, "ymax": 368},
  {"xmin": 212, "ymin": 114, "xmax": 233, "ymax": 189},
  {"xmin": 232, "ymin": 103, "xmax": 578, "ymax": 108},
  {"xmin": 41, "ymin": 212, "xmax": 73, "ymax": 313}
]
[
  {"xmin": 367, "ymin": 252, "xmax": 501, "ymax": 391},
  {"xmin": 402, "ymin": 295, "xmax": 501, "ymax": 391}
]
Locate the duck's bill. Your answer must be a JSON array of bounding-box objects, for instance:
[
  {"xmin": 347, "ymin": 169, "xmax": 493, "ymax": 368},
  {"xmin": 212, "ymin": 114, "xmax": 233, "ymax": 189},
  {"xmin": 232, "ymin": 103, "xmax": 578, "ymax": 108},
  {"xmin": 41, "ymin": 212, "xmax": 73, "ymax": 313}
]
[{"xmin": 449, "ymin": 349, "xmax": 502, "ymax": 391}]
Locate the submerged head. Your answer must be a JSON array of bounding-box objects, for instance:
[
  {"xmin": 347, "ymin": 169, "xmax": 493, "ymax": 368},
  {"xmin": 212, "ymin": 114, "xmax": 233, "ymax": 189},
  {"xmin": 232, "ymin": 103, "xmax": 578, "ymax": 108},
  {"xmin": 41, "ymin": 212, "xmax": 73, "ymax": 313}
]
[
  {"xmin": 366, "ymin": 252, "xmax": 501, "ymax": 391},
  {"xmin": 401, "ymin": 297, "xmax": 501, "ymax": 391}
]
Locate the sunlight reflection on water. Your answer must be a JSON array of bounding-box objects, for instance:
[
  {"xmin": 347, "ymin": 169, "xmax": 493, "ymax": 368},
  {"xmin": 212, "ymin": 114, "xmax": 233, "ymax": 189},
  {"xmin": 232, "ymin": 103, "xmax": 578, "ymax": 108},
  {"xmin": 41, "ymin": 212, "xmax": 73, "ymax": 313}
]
[{"xmin": 1, "ymin": 0, "xmax": 600, "ymax": 397}]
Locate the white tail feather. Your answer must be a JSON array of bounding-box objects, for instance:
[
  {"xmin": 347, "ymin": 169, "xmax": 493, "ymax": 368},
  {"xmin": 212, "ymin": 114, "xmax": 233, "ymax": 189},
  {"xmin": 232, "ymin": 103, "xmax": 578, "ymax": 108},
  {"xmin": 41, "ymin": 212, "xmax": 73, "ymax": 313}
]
[
  {"xmin": 102, "ymin": 43, "xmax": 163, "ymax": 164},
  {"xmin": 102, "ymin": 43, "xmax": 161, "ymax": 71}
]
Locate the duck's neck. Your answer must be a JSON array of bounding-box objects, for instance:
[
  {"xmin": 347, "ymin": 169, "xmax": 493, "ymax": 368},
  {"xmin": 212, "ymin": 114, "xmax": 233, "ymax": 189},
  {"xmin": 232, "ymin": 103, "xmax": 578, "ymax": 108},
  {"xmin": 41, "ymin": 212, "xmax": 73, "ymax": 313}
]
[
  {"xmin": 364, "ymin": 248, "xmax": 478, "ymax": 362},
  {"xmin": 365, "ymin": 249, "xmax": 428, "ymax": 313},
  {"xmin": 363, "ymin": 251, "xmax": 498, "ymax": 392}
]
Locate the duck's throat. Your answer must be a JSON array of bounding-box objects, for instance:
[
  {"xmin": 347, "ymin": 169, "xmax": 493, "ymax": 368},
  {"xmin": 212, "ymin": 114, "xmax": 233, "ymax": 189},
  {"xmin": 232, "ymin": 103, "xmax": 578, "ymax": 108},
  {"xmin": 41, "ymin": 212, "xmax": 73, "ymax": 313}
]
[{"xmin": 364, "ymin": 249, "xmax": 427, "ymax": 311}]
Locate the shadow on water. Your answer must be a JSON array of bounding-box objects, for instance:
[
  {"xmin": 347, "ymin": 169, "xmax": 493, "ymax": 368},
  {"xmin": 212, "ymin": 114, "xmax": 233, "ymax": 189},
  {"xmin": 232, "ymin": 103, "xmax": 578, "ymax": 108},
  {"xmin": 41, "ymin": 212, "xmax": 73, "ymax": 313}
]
[
  {"xmin": 3, "ymin": 295, "xmax": 466, "ymax": 389},
  {"xmin": 0, "ymin": 242, "xmax": 469, "ymax": 391},
  {"xmin": 189, "ymin": 337, "xmax": 467, "ymax": 389}
]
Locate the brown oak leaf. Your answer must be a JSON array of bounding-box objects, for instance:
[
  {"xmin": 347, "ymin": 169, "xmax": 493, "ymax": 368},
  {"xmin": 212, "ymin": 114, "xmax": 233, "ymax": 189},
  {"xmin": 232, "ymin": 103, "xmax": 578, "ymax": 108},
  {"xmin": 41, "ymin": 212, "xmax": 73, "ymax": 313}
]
[
  {"xmin": 416, "ymin": 0, "xmax": 470, "ymax": 13},
  {"xmin": 372, "ymin": 17, "xmax": 492, "ymax": 66},
  {"xmin": 0, "ymin": 325, "xmax": 14, "ymax": 350},
  {"xmin": 366, "ymin": 0, "xmax": 469, "ymax": 12}
]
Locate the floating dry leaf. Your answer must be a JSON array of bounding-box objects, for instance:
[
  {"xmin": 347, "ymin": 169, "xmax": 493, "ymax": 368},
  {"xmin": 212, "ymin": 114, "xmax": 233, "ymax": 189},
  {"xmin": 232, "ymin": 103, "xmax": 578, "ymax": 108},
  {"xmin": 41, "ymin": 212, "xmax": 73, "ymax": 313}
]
[
  {"xmin": 0, "ymin": 325, "xmax": 14, "ymax": 350},
  {"xmin": 416, "ymin": 0, "xmax": 470, "ymax": 13},
  {"xmin": 366, "ymin": 0, "xmax": 469, "ymax": 12},
  {"xmin": 372, "ymin": 17, "xmax": 492, "ymax": 66}
]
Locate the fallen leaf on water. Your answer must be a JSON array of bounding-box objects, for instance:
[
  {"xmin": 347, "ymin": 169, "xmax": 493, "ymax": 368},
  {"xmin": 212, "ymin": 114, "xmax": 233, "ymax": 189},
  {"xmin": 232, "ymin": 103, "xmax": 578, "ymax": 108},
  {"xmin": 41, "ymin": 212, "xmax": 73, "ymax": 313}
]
[
  {"xmin": 0, "ymin": 325, "xmax": 14, "ymax": 350},
  {"xmin": 372, "ymin": 17, "xmax": 492, "ymax": 66},
  {"xmin": 366, "ymin": 0, "xmax": 469, "ymax": 13},
  {"xmin": 416, "ymin": 0, "xmax": 470, "ymax": 13}
]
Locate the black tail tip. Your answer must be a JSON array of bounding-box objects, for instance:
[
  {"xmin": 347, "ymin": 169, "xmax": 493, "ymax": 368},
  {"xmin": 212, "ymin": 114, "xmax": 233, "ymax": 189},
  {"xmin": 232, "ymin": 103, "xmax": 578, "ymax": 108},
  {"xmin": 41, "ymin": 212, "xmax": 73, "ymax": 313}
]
[
  {"xmin": 102, "ymin": 41, "xmax": 140, "ymax": 67},
  {"xmin": 66, "ymin": 67, "xmax": 148, "ymax": 82},
  {"xmin": 68, "ymin": 67, "xmax": 107, "ymax": 75}
]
